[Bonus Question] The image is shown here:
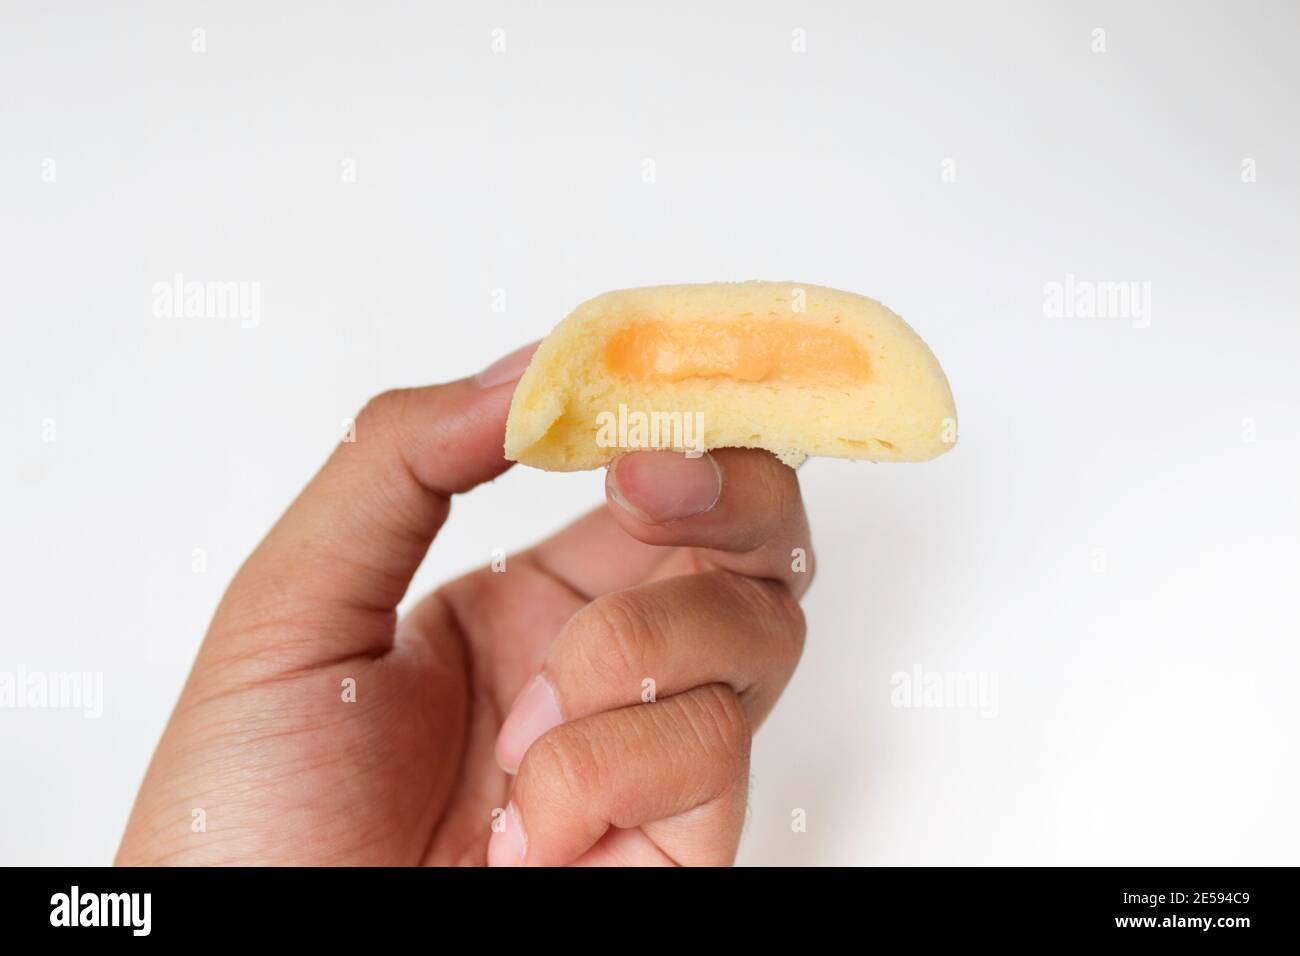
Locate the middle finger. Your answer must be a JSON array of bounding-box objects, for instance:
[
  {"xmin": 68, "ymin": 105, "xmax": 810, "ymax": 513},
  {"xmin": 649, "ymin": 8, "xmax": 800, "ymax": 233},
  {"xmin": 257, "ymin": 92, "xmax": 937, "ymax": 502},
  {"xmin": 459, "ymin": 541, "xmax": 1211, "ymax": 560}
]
[{"xmin": 494, "ymin": 567, "xmax": 805, "ymax": 774}]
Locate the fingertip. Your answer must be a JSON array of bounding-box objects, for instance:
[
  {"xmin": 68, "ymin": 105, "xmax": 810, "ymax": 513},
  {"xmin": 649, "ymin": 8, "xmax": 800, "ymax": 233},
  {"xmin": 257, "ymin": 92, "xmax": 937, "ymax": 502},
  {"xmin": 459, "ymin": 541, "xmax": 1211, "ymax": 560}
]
[
  {"xmin": 495, "ymin": 675, "xmax": 563, "ymax": 776},
  {"xmin": 602, "ymin": 446, "xmax": 812, "ymax": 582},
  {"xmin": 487, "ymin": 802, "xmax": 527, "ymax": 867},
  {"xmin": 475, "ymin": 340, "xmax": 541, "ymax": 389},
  {"xmin": 606, "ymin": 451, "xmax": 723, "ymax": 525}
]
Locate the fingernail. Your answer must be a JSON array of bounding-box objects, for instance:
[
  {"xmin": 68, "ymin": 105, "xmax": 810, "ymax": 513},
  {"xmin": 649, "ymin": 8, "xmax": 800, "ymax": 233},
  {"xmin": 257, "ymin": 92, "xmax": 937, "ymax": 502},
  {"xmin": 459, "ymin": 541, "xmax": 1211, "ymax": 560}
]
[
  {"xmin": 607, "ymin": 451, "xmax": 723, "ymax": 524},
  {"xmin": 496, "ymin": 675, "xmax": 563, "ymax": 774},
  {"xmin": 475, "ymin": 341, "xmax": 540, "ymax": 388},
  {"xmin": 487, "ymin": 802, "xmax": 527, "ymax": 867}
]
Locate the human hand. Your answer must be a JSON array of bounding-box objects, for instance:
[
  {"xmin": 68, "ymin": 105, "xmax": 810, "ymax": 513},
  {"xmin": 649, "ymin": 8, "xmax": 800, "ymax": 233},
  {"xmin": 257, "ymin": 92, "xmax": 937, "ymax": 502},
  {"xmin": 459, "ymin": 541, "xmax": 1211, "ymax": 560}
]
[{"xmin": 116, "ymin": 343, "xmax": 814, "ymax": 866}]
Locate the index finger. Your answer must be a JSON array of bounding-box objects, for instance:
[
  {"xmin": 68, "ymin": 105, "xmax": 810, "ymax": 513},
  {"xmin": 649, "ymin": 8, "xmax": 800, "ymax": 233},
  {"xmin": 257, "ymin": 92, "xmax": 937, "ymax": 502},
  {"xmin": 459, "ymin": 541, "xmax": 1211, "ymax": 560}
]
[{"xmin": 206, "ymin": 343, "xmax": 538, "ymax": 670}]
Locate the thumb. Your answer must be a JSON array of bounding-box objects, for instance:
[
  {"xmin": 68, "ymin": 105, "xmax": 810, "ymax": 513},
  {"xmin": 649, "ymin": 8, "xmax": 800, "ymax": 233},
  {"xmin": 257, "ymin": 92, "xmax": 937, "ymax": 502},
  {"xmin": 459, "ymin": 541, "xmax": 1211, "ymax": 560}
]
[{"xmin": 208, "ymin": 342, "xmax": 538, "ymax": 669}]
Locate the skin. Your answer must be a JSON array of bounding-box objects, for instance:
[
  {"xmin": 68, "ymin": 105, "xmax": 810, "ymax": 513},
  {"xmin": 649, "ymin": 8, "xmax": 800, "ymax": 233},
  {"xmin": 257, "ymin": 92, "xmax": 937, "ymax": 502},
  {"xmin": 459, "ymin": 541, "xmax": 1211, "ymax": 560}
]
[{"xmin": 116, "ymin": 344, "xmax": 815, "ymax": 867}]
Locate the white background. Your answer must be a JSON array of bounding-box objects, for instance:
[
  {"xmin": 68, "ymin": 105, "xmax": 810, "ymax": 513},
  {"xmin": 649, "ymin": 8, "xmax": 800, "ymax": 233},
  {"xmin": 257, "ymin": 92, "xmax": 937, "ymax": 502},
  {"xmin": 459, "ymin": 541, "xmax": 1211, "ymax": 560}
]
[{"xmin": 2, "ymin": 1, "xmax": 1298, "ymax": 865}]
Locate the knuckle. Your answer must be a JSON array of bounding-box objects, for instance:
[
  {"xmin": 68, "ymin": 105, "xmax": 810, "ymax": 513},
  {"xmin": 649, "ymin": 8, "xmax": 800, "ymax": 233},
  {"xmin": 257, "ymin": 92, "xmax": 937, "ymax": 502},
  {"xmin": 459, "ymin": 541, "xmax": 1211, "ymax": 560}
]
[
  {"xmin": 770, "ymin": 466, "xmax": 800, "ymax": 524},
  {"xmin": 358, "ymin": 388, "xmax": 400, "ymax": 421},
  {"xmin": 521, "ymin": 724, "xmax": 603, "ymax": 805},
  {"xmin": 733, "ymin": 574, "xmax": 807, "ymax": 663},
  {"xmin": 356, "ymin": 388, "xmax": 409, "ymax": 436},
  {"xmin": 438, "ymin": 567, "xmax": 502, "ymax": 631},
  {"xmin": 756, "ymin": 459, "xmax": 801, "ymax": 529},
  {"xmin": 772, "ymin": 581, "xmax": 808, "ymax": 659},
  {"xmin": 568, "ymin": 592, "xmax": 660, "ymax": 689},
  {"xmin": 687, "ymin": 684, "xmax": 752, "ymax": 779}
]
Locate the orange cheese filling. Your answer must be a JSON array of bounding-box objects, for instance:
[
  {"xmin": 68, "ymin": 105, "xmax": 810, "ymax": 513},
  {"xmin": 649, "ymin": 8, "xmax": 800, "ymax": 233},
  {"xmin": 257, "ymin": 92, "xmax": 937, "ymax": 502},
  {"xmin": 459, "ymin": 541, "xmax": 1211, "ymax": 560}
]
[{"xmin": 603, "ymin": 320, "xmax": 870, "ymax": 385}]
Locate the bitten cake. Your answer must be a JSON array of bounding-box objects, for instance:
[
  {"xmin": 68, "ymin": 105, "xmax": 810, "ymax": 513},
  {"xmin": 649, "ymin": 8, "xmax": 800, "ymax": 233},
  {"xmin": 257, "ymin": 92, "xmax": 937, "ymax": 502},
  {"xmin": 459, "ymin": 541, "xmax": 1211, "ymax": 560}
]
[{"xmin": 504, "ymin": 281, "xmax": 957, "ymax": 471}]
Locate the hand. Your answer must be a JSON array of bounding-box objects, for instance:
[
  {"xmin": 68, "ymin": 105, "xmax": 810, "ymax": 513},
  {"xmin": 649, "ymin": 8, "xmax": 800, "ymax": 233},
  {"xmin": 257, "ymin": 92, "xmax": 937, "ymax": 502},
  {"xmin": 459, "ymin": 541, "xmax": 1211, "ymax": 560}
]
[{"xmin": 116, "ymin": 344, "xmax": 814, "ymax": 866}]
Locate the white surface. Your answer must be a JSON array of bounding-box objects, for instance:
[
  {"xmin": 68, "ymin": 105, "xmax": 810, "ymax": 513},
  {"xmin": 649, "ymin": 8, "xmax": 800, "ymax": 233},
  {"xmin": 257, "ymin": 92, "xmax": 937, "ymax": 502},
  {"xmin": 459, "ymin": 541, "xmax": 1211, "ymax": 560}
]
[{"xmin": 2, "ymin": 0, "xmax": 1298, "ymax": 865}]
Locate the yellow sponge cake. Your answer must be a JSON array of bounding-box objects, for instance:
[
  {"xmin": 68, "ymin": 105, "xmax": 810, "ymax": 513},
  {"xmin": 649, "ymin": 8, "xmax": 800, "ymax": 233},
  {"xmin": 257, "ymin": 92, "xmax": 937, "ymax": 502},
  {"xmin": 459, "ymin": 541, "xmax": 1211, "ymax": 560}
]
[{"xmin": 504, "ymin": 281, "xmax": 957, "ymax": 470}]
